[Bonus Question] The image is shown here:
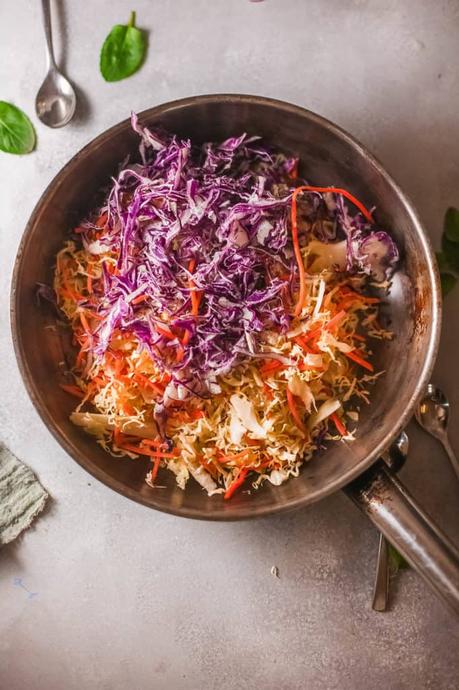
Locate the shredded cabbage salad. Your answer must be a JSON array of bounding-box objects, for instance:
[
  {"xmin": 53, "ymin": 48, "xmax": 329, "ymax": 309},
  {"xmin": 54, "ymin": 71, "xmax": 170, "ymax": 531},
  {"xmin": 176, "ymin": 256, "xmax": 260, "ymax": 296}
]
[{"xmin": 53, "ymin": 114, "xmax": 399, "ymax": 498}]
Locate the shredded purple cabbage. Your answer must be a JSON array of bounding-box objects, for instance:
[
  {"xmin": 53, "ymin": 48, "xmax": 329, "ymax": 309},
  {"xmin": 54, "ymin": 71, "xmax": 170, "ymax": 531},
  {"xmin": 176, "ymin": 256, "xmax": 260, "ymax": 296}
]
[{"xmin": 73, "ymin": 114, "xmax": 399, "ymax": 406}]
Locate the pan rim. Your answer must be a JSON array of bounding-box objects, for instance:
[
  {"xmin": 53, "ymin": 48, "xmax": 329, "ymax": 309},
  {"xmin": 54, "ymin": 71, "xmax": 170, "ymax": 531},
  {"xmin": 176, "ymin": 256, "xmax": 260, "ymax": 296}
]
[{"xmin": 10, "ymin": 93, "xmax": 442, "ymax": 520}]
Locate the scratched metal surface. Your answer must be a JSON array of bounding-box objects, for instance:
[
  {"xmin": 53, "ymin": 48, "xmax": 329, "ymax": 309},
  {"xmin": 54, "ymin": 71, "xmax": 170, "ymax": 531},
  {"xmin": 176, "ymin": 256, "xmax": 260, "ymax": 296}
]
[{"xmin": 0, "ymin": 1, "xmax": 459, "ymax": 689}]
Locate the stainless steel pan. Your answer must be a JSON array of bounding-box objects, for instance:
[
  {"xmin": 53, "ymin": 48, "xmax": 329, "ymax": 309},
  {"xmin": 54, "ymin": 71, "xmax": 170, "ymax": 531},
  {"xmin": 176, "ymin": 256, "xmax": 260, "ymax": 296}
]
[{"xmin": 11, "ymin": 95, "xmax": 459, "ymax": 613}]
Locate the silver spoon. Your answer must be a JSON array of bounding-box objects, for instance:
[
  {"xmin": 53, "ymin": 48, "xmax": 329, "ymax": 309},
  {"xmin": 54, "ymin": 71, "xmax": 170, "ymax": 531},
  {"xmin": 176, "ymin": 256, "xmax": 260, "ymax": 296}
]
[
  {"xmin": 372, "ymin": 431, "xmax": 409, "ymax": 612},
  {"xmin": 35, "ymin": 0, "xmax": 76, "ymax": 128},
  {"xmin": 415, "ymin": 384, "xmax": 459, "ymax": 481}
]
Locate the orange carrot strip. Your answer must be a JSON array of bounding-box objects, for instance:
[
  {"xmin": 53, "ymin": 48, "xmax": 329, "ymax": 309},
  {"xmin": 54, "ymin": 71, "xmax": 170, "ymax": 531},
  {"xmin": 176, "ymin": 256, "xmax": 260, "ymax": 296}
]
[
  {"xmin": 95, "ymin": 212, "xmax": 108, "ymax": 228},
  {"xmin": 352, "ymin": 333, "xmax": 366, "ymax": 342},
  {"xmin": 331, "ymin": 412, "xmax": 347, "ymax": 436},
  {"xmin": 87, "ymin": 274, "xmax": 93, "ymax": 294},
  {"xmin": 79, "ymin": 311, "xmax": 91, "ymax": 334},
  {"xmin": 155, "ymin": 324, "xmax": 176, "ymax": 340},
  {"xmin": 286, "ymin": 389, "xmax": 306, "ymax": 431},
  {"xmin": 293, "ymin": 336, "xmax": 318, "ymax": 354},
  {"xmin": 188, "ymin": 409, "xmax": 205, "ymax": 420},
  {"xmin": 224, "ymin": 468, "xmax": 249, "ymax": 500},
  {"xmin": 325, "ymin": 309, "xmax": 347, "ymax": 331},
  {"xmin": 121, "ymin": 443, "xmax": 178, "ymax": 459},
  {"xmin": 150, "ymin": 457, "xmax": 161, "ymax": 483},
  {"xmin": 263, "ymin": 383, "xmax": 274, "ymax": 400},
  {"xmin": 345, "ymin": 350, "xmax": 374, "ymax": 372},
  {"xmin": 294, "ymin": 185, "xmax": 374, "ymax": 223},
  {"xmin": 133, "ymin": 373, "xmax": 164, "ymax": 396},
  {"xmin": 60, "ymin": 383, "xmax": 85, "ymax": 399},
  {"xmin": 303, "ymin": 326, "xmax": 322, "ymax": 342},
  {"xmin": 140, "ymin": 439, "xmax": 170, "ymax": 448},
  {"xmin": 113, "ymin": 427, "xmax": 124, "ymax": 447},
  {"xmin": 121, "ymin": 401, "xmax": 135, "ymax": 416},
  {"xmin": 76, "ymin": 348, "xmax": 87, "ymax": 368},
  {"xmin": 132, "ymin": 293, "xmax": 148, "ymax": 305},
  {"xmin": 260, "ymin": 360, "xmax": 285, "ymax": 376},
  {"xmin": 219, "ymin": 449, "xmax": 252, "ymax": 463}
]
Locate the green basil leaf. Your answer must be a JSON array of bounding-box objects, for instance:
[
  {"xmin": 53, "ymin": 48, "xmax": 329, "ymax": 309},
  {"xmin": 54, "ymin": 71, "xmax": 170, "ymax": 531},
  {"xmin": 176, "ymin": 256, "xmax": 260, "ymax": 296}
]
[
  {"xmin": 440, "ymin": 272, "xmax": 457, "ymax": 296},
  {"xmin": 0, "ymin": 101, "xmax": 36, "ymax": 155},
  {"xmin": 444, "ymin": 206, "xmax": 459, "ymax": 243},
  {"xmin": 100, "ymin": 11, "xmax": 147, "ymax": 82},
  {"xmin": 436, "ymin": 251, "xmax": 449, "ymax": 273},
  {"xmin": 387, "ymin": 543, "xmax": 409, "ymax": 573},
  {"xmin": 442, "ymin": 234, "xmax": 459, "ymax": 272}
]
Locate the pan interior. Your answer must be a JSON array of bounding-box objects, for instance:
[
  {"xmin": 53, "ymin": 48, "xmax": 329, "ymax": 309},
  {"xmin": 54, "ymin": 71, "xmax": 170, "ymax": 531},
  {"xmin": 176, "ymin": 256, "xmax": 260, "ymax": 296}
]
[{"xmin": 12, "ymin": 96, "xmax": 438, "ymax": 519}]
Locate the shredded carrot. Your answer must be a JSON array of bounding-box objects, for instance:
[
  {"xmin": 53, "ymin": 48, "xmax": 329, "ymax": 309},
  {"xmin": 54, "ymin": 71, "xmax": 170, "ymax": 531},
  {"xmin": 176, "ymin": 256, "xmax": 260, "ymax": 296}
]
[
  {"xmin": 294, "ymin": 185, "xmax": 374, "ymax": 223},
  {"xmin": 187, "ymin": 409, "xmax": 205, "ymax": 420},
  {"xmin": 95, "ymin": 212, "xmax": 108, "ymax": 228},
  {"xmin": 155, "ymin": 324, "xmax": 176, "ymax": 340},
  {"xmin": 60, "ymin": 383, "xmax": 85, "ymax": 399},
  {"xmin": 224, "ymin": 467, "xmax": 249, "ymax": 500},
  {"xmin": 263, "ymin": 383, "xmax": 274, "ymax": 400},
  {"xmin": 133, "ymin": 373, "xmax": 164, "ymax": 396},
  {"xmin": 331, "ymin": 412, "xmax": 347, "ymax": 436},
  {"xmin": 345, "ymin": 350, "xmax": 374, "ymax": 372},
  {"xmin": 113, "ymin": 427, "xmax": 124, "ymax": 447},
  {"xmin": 286, "ymin": 389, "xmax": 306, "ymax": 432},
  {"xmin": 150, "ymin": 457, "xmax": 161, "ymax": 483},
  {"xmin": 219, "ymin": 449, "xmax": 252, "ymax": 463},
  {"xmin": 325, "ymin": 309, "xmax": 346, "ymax": 332},
  {"xmin": 79, "ymin": 311, "xmax": 91, "ymax": 334},
  {"xmin": 352, "ymin": 333, "xmax": 366, "ymax": 342},
  {"xmin": 293, "ymin": 336, "xmax": 318, "ymax": 354},
  {"xmin": 303, "ymin": 326, "xmax": 322, "ymax": 342},
  {"xmin": 76, "ymin": 348, "xmax": 87, "ymax": 368},
  {"xmin": 288, "ymin": 160, "xmax": 299, "ymax": 179},
  {"xmin": 245, "ymin": 438, "xmax": 262, "ymax": 447},
  {"xmin": 87, "ymin": 274, "xmax": 93, "ymax": 294},
  {"xmin": 260, "ymin": 360, "xmax": 285, "ymax": 376},
  {"xmin": 140, "ymin": 438, "xmax": 172, "ymax": 450},
  {"xmin": 121, "ymin": 443, "xmax": 179, "ymax": 459},
  {"xmin": 132, "ymin": 293, "xmax": 148, "ymax": 305},
  {"xmin": 120, "ymin": 400, "xmax": 135, "ymax": 416}
]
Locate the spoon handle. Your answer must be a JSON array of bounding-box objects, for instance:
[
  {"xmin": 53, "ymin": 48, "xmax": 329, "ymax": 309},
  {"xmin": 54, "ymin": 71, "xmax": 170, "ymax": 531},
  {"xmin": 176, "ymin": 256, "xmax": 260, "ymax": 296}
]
[
  {"xmin": 441, "ymin": 435, "xmax": 459, "ymax": 481},
  {"xmin": 372, "ymin": 533, "xmax": 390, "ymax": 611},
  {"xmin": 40, "ymin": 0, "xmax": 56, "ymax": 70}
]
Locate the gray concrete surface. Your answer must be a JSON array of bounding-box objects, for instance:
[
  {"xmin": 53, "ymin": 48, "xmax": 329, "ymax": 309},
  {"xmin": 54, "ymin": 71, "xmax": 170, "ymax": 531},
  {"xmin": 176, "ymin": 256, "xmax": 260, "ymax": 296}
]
[{"xmin": 1, "ymin": 1, "xmax": 459, "ymax": 688}]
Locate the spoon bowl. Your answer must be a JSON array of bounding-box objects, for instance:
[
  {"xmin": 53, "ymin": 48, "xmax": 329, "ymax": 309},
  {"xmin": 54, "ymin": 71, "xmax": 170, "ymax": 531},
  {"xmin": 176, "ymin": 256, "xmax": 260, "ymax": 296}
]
[
  {"xmin": 36, "ymin": 0, "xmax": 76, "ymax": 129},
  {"xmin": 415, "ymin": 383, "xmax": 449, "ymax": 439},
  {"xmin": 35, "ymin": 68, "xmax": 76, "ymax": 128},
  {"xmin": 416, "ymin": 383, "xmax": 459, "ymax": 480}
]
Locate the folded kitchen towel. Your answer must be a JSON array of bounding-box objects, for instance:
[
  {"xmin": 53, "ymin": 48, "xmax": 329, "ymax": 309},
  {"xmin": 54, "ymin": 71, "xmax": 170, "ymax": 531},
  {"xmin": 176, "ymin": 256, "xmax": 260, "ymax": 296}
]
[{"xmin": 0, "ymin": 443, "xmax": 48, "ymax": 545}]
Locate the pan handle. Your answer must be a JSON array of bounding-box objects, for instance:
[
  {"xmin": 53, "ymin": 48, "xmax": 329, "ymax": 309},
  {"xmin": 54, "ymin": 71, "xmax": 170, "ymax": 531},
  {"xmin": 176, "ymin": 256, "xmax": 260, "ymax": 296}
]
[{"xmin": 345, "ymin": 460, "xmax": 459, "ymax": 615}]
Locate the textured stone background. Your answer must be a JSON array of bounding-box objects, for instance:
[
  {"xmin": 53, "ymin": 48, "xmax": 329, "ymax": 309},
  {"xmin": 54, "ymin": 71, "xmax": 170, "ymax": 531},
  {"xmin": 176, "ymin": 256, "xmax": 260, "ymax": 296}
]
[{"xmin": 1, "ymin": 1, "xmax": 458, "ymax": 688}]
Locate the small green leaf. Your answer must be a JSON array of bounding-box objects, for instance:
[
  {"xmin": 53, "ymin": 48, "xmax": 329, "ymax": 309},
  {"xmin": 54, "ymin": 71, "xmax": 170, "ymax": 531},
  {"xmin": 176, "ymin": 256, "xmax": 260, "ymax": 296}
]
[
  {"xmin": 440, "ymin": 272, "xmax": 457, "ymax": 296},
  {"xmin": 0, "ymin": 101, "xmax": 35, "ymax": 155},
  {"xmin": 388, "ymin": 544, "xmax": 409, "ymax": 573},
  {"xmin": 436, "ymin": 251, "xmax": 449, "ymax": 273},
  {"xmin": 444, "ymin": 206, "xmax": 459, "ymax": 243},
  {"xmin": 442, "ymin": 234, "xmax": 459, "ymax": 272},
  {"xmin": 100, "ymin": 11, "xmax": 147, "ymax": 82}
]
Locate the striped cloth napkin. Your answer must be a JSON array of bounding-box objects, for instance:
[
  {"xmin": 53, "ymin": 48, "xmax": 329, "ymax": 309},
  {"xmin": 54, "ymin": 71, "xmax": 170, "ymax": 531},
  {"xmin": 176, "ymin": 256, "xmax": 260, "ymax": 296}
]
[{"xmin": 0, "ymin": 443, "xmax": 48, "ymax": 545}]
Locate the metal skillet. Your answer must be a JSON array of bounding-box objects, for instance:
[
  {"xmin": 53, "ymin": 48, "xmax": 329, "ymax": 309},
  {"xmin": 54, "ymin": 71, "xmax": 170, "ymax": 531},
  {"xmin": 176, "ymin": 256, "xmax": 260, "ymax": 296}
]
[{"xmin": 10, "ymin": 95, "xmax": 459, "ymax": 613}]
